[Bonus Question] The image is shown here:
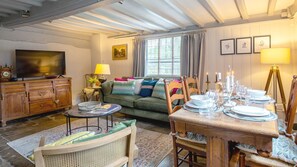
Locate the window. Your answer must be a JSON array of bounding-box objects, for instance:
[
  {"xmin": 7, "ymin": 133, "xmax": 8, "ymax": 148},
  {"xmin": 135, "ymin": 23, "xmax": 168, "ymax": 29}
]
[{"xmin": 145, "ymin": 36, "xmax": 181, "ymax": 76}]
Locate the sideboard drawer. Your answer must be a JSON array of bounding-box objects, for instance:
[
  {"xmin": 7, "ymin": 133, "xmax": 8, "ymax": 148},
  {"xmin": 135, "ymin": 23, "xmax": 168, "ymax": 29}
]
[
  {"xmin": 54, "ymin": 79, "xmax": 70, "ymax": 86},
  {"xmin": 1, "ymin": 83, "xmax": 26, "ymax": 93},
  {"xmin": 29, "ymin": 100, "xmax": 56, "ymax": 114},
  {"xmin": 29, "ymin": 89, "xmax": 54, "ymax": 101}
]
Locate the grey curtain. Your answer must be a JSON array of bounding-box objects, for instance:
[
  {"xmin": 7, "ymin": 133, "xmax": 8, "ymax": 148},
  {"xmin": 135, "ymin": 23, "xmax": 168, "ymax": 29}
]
[
  {"xmin": 180, "ymin": 32, "xmax": 206, "ymax": 89},
  {"xmin": 133, "ymin": 38, "xmax": 146, "ymax": 77}
]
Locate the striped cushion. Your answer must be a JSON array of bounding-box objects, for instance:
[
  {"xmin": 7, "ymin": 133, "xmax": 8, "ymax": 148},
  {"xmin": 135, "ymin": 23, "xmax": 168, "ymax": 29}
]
[
  {"xmin": 151, "ymin": 78, "xmax": 166, "ymax": 99},
  {"xmin": 112, "ymin": 81, "xmax": 135, "ymax": 95},
  {"xmin": 139, "ymin": 80, "xmax": 157, "ymax": 97}
]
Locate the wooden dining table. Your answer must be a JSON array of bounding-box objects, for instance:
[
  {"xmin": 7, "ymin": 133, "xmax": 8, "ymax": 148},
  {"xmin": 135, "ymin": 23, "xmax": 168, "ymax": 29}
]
[{"xmin": 169, "ymin": 104, "xmax": 279, "ymax": 167}]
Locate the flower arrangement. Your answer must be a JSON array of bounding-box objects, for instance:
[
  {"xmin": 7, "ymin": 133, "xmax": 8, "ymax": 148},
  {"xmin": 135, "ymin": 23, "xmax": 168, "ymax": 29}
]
[{"xmin": 88, "ymin": 76, "xmax": 99, "ymax": 84}]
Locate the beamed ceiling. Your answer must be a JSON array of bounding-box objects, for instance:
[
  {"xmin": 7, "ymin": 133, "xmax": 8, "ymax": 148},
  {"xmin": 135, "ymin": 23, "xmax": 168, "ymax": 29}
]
[{"xmin": 0, "ymin": 0, "xmax": 297, "ymax": 38}]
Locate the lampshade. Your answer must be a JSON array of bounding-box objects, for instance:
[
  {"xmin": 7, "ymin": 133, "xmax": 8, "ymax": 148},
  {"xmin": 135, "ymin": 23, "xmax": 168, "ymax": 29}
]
[
  {"xmin": 261, "ymin": 48, "xmax": 291, "ymax": 64},
  {"xmin": 94, "ymin": 64, "xmax": 111, "ymax": 75}
]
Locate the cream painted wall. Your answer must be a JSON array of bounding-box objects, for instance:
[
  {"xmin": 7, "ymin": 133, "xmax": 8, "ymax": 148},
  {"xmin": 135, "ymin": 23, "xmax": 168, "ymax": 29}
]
[
  {"xmin": 99, "ymin": 34, "xmax": 134, "ymax": 80},
  {"xmin": 0, "ymin": 29, "xmax": 92, "ymax": 104},
  {"xmin": 204, "ymin": 18, "xmax": 297, "ymax": 102}
]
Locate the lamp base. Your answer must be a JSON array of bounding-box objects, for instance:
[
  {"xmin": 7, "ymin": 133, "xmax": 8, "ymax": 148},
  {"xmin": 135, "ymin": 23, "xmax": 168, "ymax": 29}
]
[{"xmin": 99, "ymin": 79, "xmax": 107, "ymax": 83}]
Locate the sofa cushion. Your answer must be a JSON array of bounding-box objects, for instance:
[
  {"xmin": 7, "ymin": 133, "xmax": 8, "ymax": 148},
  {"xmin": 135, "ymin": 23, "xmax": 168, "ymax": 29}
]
[
  {"xmin": 112, "ymin": 81, "xmax": 135, "ymax": 95},
  {"xmin": 101, "ymin": 81, "xmax": 114, "ymax": 96},
  {"xmin": 151, "ymin": 78, "xmax": 166, "ymax": 99},
  {"xmin": 134, "ymin": 97, "xmax": 168, "ymax": 113},
  {"xmin": 139, "ymin": 80, "xmax": 157, "ymax": 97},
  {"xmin": 104, "ymin": 94, "xmax": 142, "ymax": 108}
]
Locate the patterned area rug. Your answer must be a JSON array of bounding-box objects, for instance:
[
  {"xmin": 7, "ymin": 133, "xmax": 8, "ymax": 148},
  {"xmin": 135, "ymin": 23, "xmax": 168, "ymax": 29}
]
[
  {"xmin": 0, "ymin": 156, "xmax": 13, "ymax": 167},
  {"xmin": 7, "ymin": 118, "xmax": 172, "ymax": 167}
]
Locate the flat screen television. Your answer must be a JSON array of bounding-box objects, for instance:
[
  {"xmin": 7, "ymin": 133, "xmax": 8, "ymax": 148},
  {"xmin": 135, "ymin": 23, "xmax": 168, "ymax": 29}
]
[{"xmin": 16, "ymin": 50, "xmax": 66, "ymax": 78}]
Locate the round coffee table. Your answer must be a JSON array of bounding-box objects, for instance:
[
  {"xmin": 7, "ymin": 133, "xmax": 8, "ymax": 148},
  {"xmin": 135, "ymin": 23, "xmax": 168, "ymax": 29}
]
[{"xmin": 64, "ymin": 103, "xmax": 122, "ymax": 136}]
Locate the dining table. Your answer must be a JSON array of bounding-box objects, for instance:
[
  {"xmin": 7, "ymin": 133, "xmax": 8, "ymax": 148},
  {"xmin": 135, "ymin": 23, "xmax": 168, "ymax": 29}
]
[{"xmin": 169, "ymin": 102, "xmax": 279, "ymax": 167}]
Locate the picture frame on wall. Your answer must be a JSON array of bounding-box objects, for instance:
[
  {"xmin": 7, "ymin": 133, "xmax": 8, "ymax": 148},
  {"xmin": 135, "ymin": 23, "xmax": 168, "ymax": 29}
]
[
  {"xmin": 220, "ymin": 39, "xmax": 235, "ymax": 55},
  {"xmin": 236, "ymin": 37, "xmax": 252, "ymax": 54},
  {"xmin": 253, "ymin": 35, "xmax": 271, "ymax": 53},
  {"xmin": 112, "ymin": 44, "xmax": 127, "ymax": 60}
]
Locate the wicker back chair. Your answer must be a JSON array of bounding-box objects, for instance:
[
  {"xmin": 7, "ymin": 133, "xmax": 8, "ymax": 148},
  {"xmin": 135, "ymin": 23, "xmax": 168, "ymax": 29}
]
[{"xmin": 34, "ymin": 125, "xmax": 137, "ymax": 167}]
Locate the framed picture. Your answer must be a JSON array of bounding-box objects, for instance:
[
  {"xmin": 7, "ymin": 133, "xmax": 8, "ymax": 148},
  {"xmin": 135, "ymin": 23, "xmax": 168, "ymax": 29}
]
[
  {"xmin": 253, "ymin": 35, "xmax": 271, "ymax": 53},
  {"xmin": 220, "ymin": 39, "xmax": 235, "ymax": 55},
  {"xmin": 236, "ymin": 37, "xmax": 252, "ymax": 54},
  {"xmin": 112, "ymin": 44, "xmax": 127, "ymax": 60}
]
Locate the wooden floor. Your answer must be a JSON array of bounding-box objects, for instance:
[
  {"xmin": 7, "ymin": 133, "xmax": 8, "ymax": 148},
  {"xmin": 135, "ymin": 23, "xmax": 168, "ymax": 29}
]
[{"xmin": 0, "ymin": 110, "xmax": 182, "ymax": 167}]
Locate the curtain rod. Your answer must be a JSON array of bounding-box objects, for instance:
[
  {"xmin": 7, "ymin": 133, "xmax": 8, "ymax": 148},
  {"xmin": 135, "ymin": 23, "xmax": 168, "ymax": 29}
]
[{"xmin": 108, "ymin": 28, "xmax": 207, "ymax": 39}]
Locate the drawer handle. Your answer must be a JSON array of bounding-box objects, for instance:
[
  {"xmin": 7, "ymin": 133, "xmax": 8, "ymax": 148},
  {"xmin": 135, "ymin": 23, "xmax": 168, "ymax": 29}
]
[{"xmin": 38, "ymin": 91, "xmax": 46, "ymax": 96}]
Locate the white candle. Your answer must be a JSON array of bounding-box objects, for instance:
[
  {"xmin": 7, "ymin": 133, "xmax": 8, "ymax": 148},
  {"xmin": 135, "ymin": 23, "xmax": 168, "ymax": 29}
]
[
  {"xmin": 231, "ymin": 71, "xmax": 235, "ymax": 87},
  {"xmin": 226, "ymin": 72, "xmax": 231, "ymax": 92},
  {"xmin": 218, "ymin": 72, "xmax": 222, "ymax": 80}
]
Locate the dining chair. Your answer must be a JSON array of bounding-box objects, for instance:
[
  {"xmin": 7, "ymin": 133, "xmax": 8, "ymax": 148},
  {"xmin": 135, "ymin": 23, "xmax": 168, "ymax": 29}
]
[
  {"xmin": 164, "ymin": 78, "xmax": 206, "ymax": 167},
  {"xmin": 183, "ymin": 76, "xmax": 201, "ymax": 100},
  {"xmin": 231, "ymin": 75, "xmax": 297, "ymax": 167}
]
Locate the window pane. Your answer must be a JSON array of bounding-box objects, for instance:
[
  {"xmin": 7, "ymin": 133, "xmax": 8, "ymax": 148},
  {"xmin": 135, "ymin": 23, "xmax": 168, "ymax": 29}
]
[
  {"xmin": 173, "ymin": 37, "xmax": 181, "ymax": 75},
  {"xmin": 146, "ymin": 39, "xmax": 159, "ymax": 75}
]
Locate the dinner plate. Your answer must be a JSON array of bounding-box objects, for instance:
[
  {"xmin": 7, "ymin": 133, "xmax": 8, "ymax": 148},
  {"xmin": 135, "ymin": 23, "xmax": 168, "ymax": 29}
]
[
  {"xmin": 231, "ymin": 105, "xmax": 270, "ymax": 117},
  {"xmin": 250, "ymin": 95, "xmax": 271, "ymax": 101},
  {"xmin": 186, "ymin": 100, "xmax": 213, "ymax": 109}
]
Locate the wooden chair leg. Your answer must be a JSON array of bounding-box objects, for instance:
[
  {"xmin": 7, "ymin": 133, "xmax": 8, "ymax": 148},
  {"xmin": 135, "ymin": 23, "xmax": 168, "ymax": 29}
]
[
  {"xmin": 172, "ymin": 137, "xmax": 179, "ymax": 167},
  {"xmin": 239, "ymin": 152, "xmax": 246, "ymax": 167},
  {"xmin": 189, "ymin": 151, "xmax": 193, "ymax": 167}
]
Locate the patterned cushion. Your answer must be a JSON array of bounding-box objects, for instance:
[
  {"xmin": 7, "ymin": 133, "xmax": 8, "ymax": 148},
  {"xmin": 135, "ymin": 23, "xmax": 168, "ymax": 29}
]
[
  {"xmin": 128, "ymin": 79, "xmax": 144, "ymax": 95},
  {"xmin": 139, "ymin": 80, "xmax": 157, "ymax": 97},
  {"xmin": 278, "ymin": 119, "xmax": 287, "ymax": 134},
  {"xmin": 237, "ymin": 135, "xmax": 297, "ymax": 165},
  {"xmin": 112, "ymin": 81, "xmax": 135, "ymax": 95},
  {"xmin": 151, "ymin": 78, "xmax": 166, "ymax": 99},
  {"xmin": 176, "ymin": 132, "xmax": 207, "ymax": 144}
]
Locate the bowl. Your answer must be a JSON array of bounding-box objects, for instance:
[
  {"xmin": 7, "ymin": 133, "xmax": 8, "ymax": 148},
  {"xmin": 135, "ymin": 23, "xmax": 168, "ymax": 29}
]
[
  {"xmin": 247, "ymin": 89, "xmax": 266, "ymax": 97},
  {"xmin": 190, "ymin": 95, "xmax": 212, "ymax": 106}
]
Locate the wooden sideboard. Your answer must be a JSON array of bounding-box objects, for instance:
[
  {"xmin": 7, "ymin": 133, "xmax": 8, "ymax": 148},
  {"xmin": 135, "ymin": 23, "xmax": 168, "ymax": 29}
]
[{"xmin": 0, "ymin": 77, "xmax": 72, "ymax": 126}]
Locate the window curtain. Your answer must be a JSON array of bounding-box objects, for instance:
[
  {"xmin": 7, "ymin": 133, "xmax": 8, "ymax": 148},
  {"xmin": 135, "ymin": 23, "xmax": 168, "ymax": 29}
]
[
  {"xmin": 180, "ymin": 32, "xmax": 206, "ymax": 89},
  {"xmin": 133, "ymin": 38, "xmax": 146, "ymax": 77}
]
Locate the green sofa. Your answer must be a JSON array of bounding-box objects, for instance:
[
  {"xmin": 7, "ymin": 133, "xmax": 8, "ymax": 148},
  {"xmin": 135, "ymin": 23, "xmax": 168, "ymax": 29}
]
[{"xmin": 100, "ymin": 80, "xmax": 169, "ymax": 122}]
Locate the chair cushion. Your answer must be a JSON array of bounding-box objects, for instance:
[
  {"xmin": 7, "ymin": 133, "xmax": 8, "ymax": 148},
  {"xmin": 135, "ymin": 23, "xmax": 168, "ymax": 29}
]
[
  {"xmin": 151, "ymin": 78, "xmax": 166, "ymax": 99},
  {"xmin": 176, "ymin": 132, "xmax": 207, "ymax": 144},
  {"xmin": 237, "ymin": 135, "xmax": 297, "ymax": 165},
  {"xmin": 74, "ymin": 120, "xmax": 136, "ymax": 143},
  {"xmin": 104, "ymin": 94, "xmax": 142, "ymax": 108},
  {"xmin": 278, "ymin": 119, "xmax": 287, "ymax": 134},
  {"xmin": 139, "ymin": 80, "xmax": 157, "ymax": 97},
  {"xmin": 134, "ymin": 97, "xmax": 168, "ymax": 113},
  {"xmin": 112, "ymin": 81, "xmax": 135, "ymax": 95}
]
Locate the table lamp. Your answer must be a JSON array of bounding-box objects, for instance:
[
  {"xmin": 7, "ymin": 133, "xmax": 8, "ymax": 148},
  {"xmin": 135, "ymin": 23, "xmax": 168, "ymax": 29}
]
[
  {"xmin": 261, "ymin": 48, "xmax": 290, "ymax": 111},
  {"xmin": 94, "ymin": 64, "xmax": 111, "ymax": 83}
]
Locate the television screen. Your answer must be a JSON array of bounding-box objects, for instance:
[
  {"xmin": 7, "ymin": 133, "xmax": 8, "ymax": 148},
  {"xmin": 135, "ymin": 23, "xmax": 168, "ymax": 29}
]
[{"xmin": 16, "ymin": 50, "xmax": 66, "ymax": 78}]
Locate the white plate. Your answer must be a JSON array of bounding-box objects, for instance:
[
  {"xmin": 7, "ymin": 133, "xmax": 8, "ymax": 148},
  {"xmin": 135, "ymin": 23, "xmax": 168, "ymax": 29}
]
[
  {"xmin": 186, "ymin": 100, "xmax": 212, "ymax": 109},
  {"xmin": 231, "ymin": 106, "xmax": 270, "ymax": 117},
  {"xmin": 223, "ymin": 101, "xmax": 236, "ymax": 107},
  {"xmin": 250, "ymin": 95, "xmax": 271, "ymax": 101}
]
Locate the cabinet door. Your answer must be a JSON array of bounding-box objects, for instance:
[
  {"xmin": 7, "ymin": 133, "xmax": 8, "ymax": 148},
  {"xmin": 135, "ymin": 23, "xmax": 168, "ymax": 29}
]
[
  {"xmin": 55, "ymin": 86, "xmax": 71, "ymax": 108},
  {"xmin": 4, "ymin": 92, "xmax": 29, "ymax": 119}
]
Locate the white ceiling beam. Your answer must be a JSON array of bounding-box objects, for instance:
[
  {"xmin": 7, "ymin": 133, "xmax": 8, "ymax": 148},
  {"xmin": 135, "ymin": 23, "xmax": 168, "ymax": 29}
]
[
  {"xmin": 0, "ymin": 0, "xmax": 31, "ymax": 11},
  {"xmin": 197, "ymin": 0, "xmax": 224, "ymax": 23},
  {"xmin": 82, "ymin": 12, "xmax": 141, "ymax": 32},
  {"xmin": 267, "ymin": 0, "xmax": 277, "ymax": 16},
  {"xmin": 235, "ymin": 0, "xmax": 249, "ymax": 20},
  {"xmin": 1, "ymin": 0, "xmax": 122, "ymax": 28},
  {"xmin": 15, "ymin": 0, "xmax": 42, "ymax": 6},
  {"xmin": 0, "ymin": 7, "xmax": 18, "ymax": 14},
  {"xmin": 58, "ymin": 18, "xmax": 122, "ymax": 33},
  {"xmin": 132, "ymin": 0, "xmax": 186, "ymax": 28},
  {"xmin": 42, "ymin": 22, "xmax": 116, "ymax": 35},
  {"xmin": 69, "ymin": 15, "xmax": 130, "ymax": 33},
  {"xmin": 164, "ymin": 0, "xmax": 203, "ymax": 27},
  {"xmin": 91, "ymin": 9, "xmax": 155, "ymax": 32}
]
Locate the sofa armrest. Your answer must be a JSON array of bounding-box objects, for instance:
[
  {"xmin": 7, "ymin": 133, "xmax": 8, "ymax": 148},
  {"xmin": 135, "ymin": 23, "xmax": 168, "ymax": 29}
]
[{"xmin": 101, "ymin": 81, "xmax": 114, "ymax": 96}]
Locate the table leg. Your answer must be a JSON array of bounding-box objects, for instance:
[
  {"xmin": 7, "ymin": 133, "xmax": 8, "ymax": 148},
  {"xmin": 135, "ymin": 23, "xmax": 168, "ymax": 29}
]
[
  {"xmin": 206, "ymin": 137, "xmax": 229, "ymax": 167},
  {"xmin": 66, "ymin": 117, "xmax": 69, "ymax": 136},
  {"xmin": 111, "ymin": 115, "xmax": 114, "ymax": 128},
  {"xmin": 97, "ymin": 117, "xmax": 100, "ymax": 130},
  {"xmin": 69, "ymin": 117, "xmax": 72, "ymax": 135},
  {"xmin": 86, "ymin": 118, "xmax": 89, "ymax": 131},
  {"xmin": 106, "ymin": 115, "xmax": 109, "ymax": 131}
]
